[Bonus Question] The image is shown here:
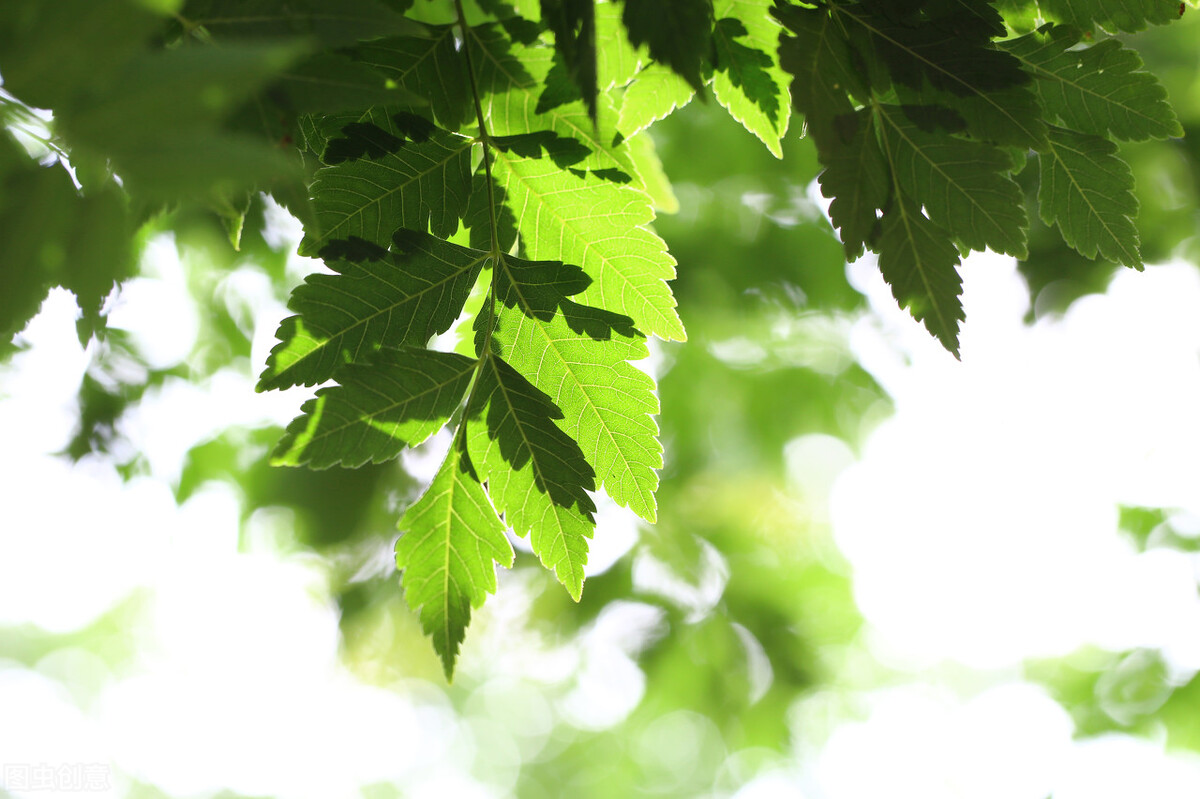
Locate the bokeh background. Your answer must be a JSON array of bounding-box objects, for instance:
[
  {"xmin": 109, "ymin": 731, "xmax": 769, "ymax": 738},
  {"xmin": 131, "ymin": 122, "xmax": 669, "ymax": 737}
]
[{"xmin": 4, "ymin": 10, "xmax": 1200, "ymax": 799}]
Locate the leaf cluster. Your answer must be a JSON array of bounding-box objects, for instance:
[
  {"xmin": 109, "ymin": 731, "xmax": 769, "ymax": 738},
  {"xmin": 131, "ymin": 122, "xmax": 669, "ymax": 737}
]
[
  {"xmin": 775, "ymin": 0, "xmax": 1182, "ymax": 354},
  {"xmin": 0, "ymin": 0, "xmax": 1188, "ymax": 676}
]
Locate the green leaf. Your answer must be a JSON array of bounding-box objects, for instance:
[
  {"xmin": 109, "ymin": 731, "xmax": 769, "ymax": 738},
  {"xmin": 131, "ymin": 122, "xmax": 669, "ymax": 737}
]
[
  {"xmin": 1037, "ymin": 0, "xmax": 1181, "ymax": 32},
  {"xmin": 816, "ymin": 109, "xmax": 889, "ymax": 260},
  {"xmin": 877, "ymin": 195, "xmax": 964, "ymax": 356},
  {"xmin": 490, "ymin": 147, "xmax": 686, "ymax": 341},
  {"xmin": 490, "ymin": 253, "xmax": 662, "ymax": 520},
  {"xmin": 259, "ymin": 230, "xmax": 488, "ymax": 390},
  {"xmin": 875, "ymin": 104, "xmax": 1028, "ymax": 258},
  {"xmin": 627, "ymin": 131, "xmax": 679, "ymax": 214},
  {"xmin": 182, "ymin": 0, "xmax": 428, "ymax": 45},
  {"xmin": 892, "ymin": 80, "xmax": 1048, "ymax": 150},
  {"xmin": 272, "ymin": 52, "xmax": 425, "ymax": 114},
  {"xmin": 469, "ymin": 24, "xmax": 636, "ymax": 179},
  {"xmin": 620, "ymin": 0, "xmax": 713, "ymax": 93},
  {"xmin": 466, "ymin": 353, "xmax": 596, "ymax": 600},
  {"xmin": 396, "ymin": 441, "xmax": 514, "ymax": 678},
  {"xmin": 773, "ymin": 4, "xmax": 865, "ymax": 149},
  {"xmin": 596, "ymin": 1, "xmax": 643, "ymax": 91},
  {"xmin": 837, "ymin": 2, "xmax": 1030, "ymax": 96},
  {"xmin": 617, "ymin": 64, "xmax": 697, "ymax": 138},
  {"xmin": 300, "ymin": 109, "xmax": 474, "ymax": 253},
  {"xmin": 353, "ymin": 26, "xmax": 475, "ymax": 130},
  {"xmin": 541, "ymin": 0, "xmax": 598, "ymax": 122},
  {"xmin": 0, "ymin": 0, "xmax": 162, "ymax": 110},
  {"xmin": 1038, "ymin": 126, "xmax": 1142, "ymax": 267},
  {"xmin": 0, "ymin": 137, "xmax": 134, "ymax": 347},
  {"xmin": 272, "ymin": 347, "xmax": 476, "ymax": 468},
  {"xmin": 1002, "ymin": 26, "xmax": 1184, "ymax": 142},
  {"xmin": 711, "ymin": 0, "xmax": 791, "ymax": 157}
]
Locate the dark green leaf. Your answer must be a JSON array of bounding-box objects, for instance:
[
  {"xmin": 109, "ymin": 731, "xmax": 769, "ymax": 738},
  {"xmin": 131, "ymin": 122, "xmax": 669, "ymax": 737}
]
[
  {"xmin": 876, "ymin": 104, "xmax": 1028, "ymax": 258},
  {"xmin": 1037, "ymin": 0, "xmax": 1181, "ymax": 32},
  {"xmin": 1002, "ymin": 25, "xmax": 1184, "ymax": 141},
  {"xmin": 541, "ymin": 0, "xmax": 599, "ymax": 122},
  {"xmin": 300, "ymin": 109, "xmax": 474, "ymax": 252},
  {"xmin": 259, "ymin": 230, "xmax": 488, "ymax": 390},
  {"xmin": 272, "ymin": 347, "xmax": 476, "ymax": 468},
  {"xmin": 354, "ymin": 27, "xmax": 475, "ymax": 130},
  {"xmin": 1038, "ymin": 126, "xmax": 1142, "ymax": 267},
  {"xmin": 620, "ymin": 0, "xmax": 713, "ymax": 93},
  {"xmin": 817, "ymin": 109, "xmax": 889, "ymax": 260},
  {"xmin": 182, "ymin": 0, "xmax": 427, "ymax": 46},
  {"xmin": 877, "ymin": 195, "xmax": 964, "ymax": 356}
]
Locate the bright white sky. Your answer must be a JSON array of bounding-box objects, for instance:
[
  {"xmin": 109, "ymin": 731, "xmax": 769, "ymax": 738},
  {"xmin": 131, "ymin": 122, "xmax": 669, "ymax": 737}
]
[{"xmin": 3, "ymin": 215, "xmax": 1200, "ymax": 796}]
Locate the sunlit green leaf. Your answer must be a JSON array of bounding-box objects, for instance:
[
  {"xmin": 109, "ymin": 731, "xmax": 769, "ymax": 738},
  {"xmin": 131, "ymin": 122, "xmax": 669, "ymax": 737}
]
[
  {"xmin": 491, "ymin": 147, "xmax": 686, "ymax": 341},
  {"xmin": 711, "ymin": 0, "xmax": 791, "ymax": 157},
  {"xmin": 466, "ymin": 353, "xmax": 596, "ymax": 600},
  {"xmin": 490, "ymin": 252, "xmax": 662, "ymax": 520},
  {"xmin": 396, "ymin": 440, "xmax": 514, "ymax": 678}
]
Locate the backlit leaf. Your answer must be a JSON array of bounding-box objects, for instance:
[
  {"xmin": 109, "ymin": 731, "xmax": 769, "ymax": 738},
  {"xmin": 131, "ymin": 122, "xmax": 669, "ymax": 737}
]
[
  {"xmin": 396, "ymin": 441, "xmax": 514, "ymax": 678},
  {"xmin": 272, "ymin": 347, "xmax": 475, "ymax": 468},
  {"xmin": 259, "ymin": 230, "xmax": 488, "ymax": 390},
  {"xmin": 1038, "ymin": 126, "xmax": 1142, "ymax": 267},
  {"xmin": 1002, "ymin": 25, "xmax": 1183, "ymax": 142},
  {"xmin": 466, "ymin": 353, "xmax": 596, "ymax": 600}
]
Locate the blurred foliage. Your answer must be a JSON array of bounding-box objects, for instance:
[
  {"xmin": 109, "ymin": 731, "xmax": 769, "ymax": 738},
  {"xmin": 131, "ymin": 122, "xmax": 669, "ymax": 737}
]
[{"xmin": 2, "ymin": 2, "xmax": 1200, "ymax": 797}]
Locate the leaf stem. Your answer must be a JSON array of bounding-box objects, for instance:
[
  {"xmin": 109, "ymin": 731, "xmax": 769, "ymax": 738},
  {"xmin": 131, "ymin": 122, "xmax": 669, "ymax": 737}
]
[{"xmin": 454, "ymin": 0, "xmax": 502, "ymax": 358}]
